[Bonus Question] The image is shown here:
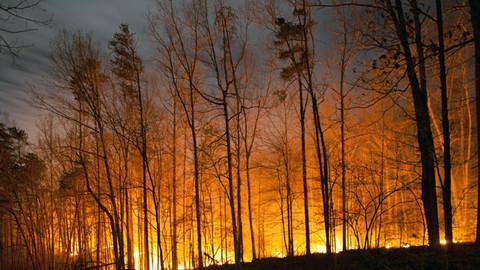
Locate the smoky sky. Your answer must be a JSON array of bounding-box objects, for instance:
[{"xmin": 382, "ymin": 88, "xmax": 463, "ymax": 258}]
[
  {"xmin": 0, "ymin": 0, "xmax": 337, "ymax": 141},
  {"xmin": 0, "ymin": 0, "xmax": 155, "ymax": 139}
]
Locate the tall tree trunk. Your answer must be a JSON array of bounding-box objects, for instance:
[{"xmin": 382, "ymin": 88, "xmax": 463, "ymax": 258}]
[
  {"xmin": 183, "ymin": 125, "xmax": 188, "ymax": 269},
  {"xmin": 125, "ymin": 181, "xmax": 134, "ymax": 269},
  {"xmin": 172, "ymin": 91, "xmax": 178, "ymax": 270},
  {"xmin": 235, "ymin": 93, "xmax": 244, "ymax": 263},
  {"xmin": 377, "ymin": 117, "xmax": 385, "ymax": 248},
  {"xmin": 436, "ymin": 0, "xmax": 453, "ymax": 243},
  {"xmin": 222, "ymin": 96, "xmax": 240, "ymax": 265},
  {"xmin": 242, "ymin": 97, "xmax": 260, "ymax": 261},
  {"xmin": 298, "ymin": 76, "xmax": 310, "ymax": 255},
  {"xmin": 190, "ymin": 85, "xmax": 203, "ymax": 269},
  {"xmin": 137, "ymin": 71, "xmax": 150, "ymax": 270},
  {"xmin": 385, "ymin": 0, "xmax": 440, "ymax": 246},
  {"xmin": 339, "ymin": 21, "xmax": 347, "ymax": 252},
  {"xmin": 123, "ymin": 143, "xmax": 134, "ymax": 270},
  {"xmin": 150, "ymin": 159, "xmax": 165, "ymax": 270},
  {"xmin": 283, "ymin": 107, "xmax": 294, "ymax": 257},
  {"xmin": 299, "ymin": 0, "xmax": 331, "ymax": 254},
  {"xmin": 469, "ymin": 0, "xmax": 480, "ymax": 244},
  {"xmin": 245, "ymin": 149, "xmax": 256, "ymax": 259}
]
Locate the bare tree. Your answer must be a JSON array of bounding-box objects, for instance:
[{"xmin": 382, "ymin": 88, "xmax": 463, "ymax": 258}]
[
  {"xmin": 50, "ymin": 32, "xmax": 125, "ymax": 269},
  {"xmin": 0, "ymin": 0, "xmax": 50, "ymax": 55},
  {"xmin": 151, "ymin": 1, "xmax": 205, "ymax": 267},
  {"xmin": 435, "ymin": 0, "xmax": 452, "ymax": 244},
  {"xmin": 469, "ymin": 0, "xmax": 480, "ymax": 244}
]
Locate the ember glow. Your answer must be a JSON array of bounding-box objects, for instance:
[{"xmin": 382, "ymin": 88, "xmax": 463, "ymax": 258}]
[{"xmin": 1, "ymin": 0, "xmax": 480, "ymax": 270}]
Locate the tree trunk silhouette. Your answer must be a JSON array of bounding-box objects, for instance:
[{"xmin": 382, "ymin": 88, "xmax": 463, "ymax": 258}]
[
  {"xmin": 385, "ymin": 0, "xmax": 440, "ymax": 246},
  {"xmin": 436, "ymin": 0, "xmax": 452, "ymax": 244},
  {"xmin": 469, "ymin": 0, "xmax": 480, "ymax": 244}
]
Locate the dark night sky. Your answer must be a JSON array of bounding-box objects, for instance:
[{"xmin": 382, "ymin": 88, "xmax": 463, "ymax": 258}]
[{"xmin": 0, "ymin": 0, "xmax": 155, "ymax": 140}]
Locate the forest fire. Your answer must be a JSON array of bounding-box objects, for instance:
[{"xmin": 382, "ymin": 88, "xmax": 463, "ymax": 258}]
[{"xmin": 1, "ymin": 0, "xmax": 480, "ymax": 270}]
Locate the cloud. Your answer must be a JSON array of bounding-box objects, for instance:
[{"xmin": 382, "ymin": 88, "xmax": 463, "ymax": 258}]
[{"xmin": 0, "ymin": 0, "xmax": 154, "ymax": 140}]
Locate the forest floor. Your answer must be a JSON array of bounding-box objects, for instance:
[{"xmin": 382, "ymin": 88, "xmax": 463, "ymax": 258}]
[{"xmin": 205, "ymin": 243, "xmax": 480, "ymax": 270}]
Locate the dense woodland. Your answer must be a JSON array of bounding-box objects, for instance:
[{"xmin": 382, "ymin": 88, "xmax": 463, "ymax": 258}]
[{"xmin": 1, "ymin": 0, "xmax": 480, "ymax": 269}]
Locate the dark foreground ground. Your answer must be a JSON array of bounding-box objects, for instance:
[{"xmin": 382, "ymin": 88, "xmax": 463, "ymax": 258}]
[{"xmin": 206, "ymin": 244, "xmax": 480, "ymax": 270}]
